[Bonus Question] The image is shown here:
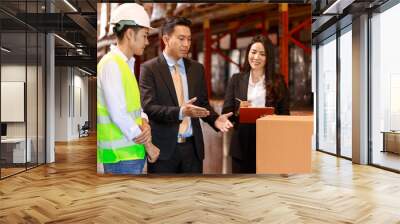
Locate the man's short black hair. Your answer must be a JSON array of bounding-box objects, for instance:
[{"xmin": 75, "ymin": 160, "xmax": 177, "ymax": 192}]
[
  {"xmin": 114, "ymin": 25, "xmax": 142, "ymax": 40},
  {"xmin": 161, "ymin": 17, "xmax": 192, "ymax": 36}
]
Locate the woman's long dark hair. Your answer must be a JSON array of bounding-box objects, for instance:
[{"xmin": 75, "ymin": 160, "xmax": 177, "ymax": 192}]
[{"xmin": 242, "ymin": 35, "xmax": 285, "ymax": 103}]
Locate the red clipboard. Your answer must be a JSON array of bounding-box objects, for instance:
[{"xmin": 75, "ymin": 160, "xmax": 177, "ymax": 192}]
[{"xmin": 239, "ymin": 107, "xmax": 275, "ymax": 123}]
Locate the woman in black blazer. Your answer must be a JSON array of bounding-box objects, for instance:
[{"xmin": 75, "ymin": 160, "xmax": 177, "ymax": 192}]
[{"xmin": 222, "ymin": 35, "xmax": 290, "ymax": 173}]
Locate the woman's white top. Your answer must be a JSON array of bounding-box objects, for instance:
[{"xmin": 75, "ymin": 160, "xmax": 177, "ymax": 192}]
[{"xmin": 247, "ymin": 71, "xmax": 266, "ymax": 107}]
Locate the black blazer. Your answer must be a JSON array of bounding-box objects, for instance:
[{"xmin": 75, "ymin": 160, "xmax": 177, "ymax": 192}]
[
  {"xmin": 139, "ymin": 55, "xmax": 219, "ymax": 160},
  {"xmin": 222, "ymin": 72, "xmax": 290, "ymax": 159}
]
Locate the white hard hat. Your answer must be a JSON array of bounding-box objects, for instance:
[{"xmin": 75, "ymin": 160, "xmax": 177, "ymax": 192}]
[{"xmin": 110, "ymin": 3, "xmax": 153, "ymax": 31}]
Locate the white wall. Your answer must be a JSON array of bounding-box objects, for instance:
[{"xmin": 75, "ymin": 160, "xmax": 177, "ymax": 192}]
[
  {"xmin": 1, "ymin": 65, "xmax": 35, "ymax": 138},
  {"xmin": 72, "ymin": 73, "xmax": 89, "ymax": 138},
  {"xmin": 1, "ymin": 63, "xmax": 46, "ymax": 164},
  {"xmin": 54, "ymin": 67, "xmax": 89, "ymax": 141},
  {"xmin": 55, "ymin": 66, "xmax": 69, "ymax": 141}
]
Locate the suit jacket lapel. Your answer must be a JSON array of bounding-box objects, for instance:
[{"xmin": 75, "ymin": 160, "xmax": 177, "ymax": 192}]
[
  {"xmin": 183, "ymin": 58, "xmax": 195, "ymax": 99},
  {"xmin": 157, "ymin": 55, "xmax": 179, "ymax": 106},
  {"xmin": 240, "ymin": 72, "xmax": 250, "ymax": 101}
]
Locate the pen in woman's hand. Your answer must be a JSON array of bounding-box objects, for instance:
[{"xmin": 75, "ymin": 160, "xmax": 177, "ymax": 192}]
[{"xmin": 236, "ymin": 98, "xmax": 251, "ymax": 108}]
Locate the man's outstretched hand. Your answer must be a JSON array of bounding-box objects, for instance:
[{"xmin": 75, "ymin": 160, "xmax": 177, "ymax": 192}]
[
  {"xmin": 214, "ymin": 112, "xmax": 234, "ymax": 133},
  {"xmin": 182, "ymin": 97, "xmax": 210, "ymax": 118}
]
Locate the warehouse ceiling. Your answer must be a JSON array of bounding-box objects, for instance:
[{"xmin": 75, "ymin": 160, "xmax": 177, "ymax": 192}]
[
  {"xmin": 147, "ymin": 3, "xmax": 310, "ymax": 32},
  {"xmin": 0, "ymin": 0, "xmax": 96, "ymax": 74}
]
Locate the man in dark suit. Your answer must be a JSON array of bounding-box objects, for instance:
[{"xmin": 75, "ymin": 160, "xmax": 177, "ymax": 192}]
[{"xmin": 139, "ymin": 17, "xmax": 233, "ymax": 173}]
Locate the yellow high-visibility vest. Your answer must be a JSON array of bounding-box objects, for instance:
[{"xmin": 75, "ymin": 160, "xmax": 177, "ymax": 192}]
[{"xmin": 97, "ymin": 52, "xmax": 145, "ymax": 163}]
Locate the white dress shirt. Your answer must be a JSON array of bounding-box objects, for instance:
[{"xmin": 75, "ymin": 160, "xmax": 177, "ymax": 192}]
[
  {"xmin": 163, "ymin": 52, "xmax": 193, "ymax": 138},
  {"xmin": 98, "ymin": 46, "xmax": 148, "ymax": 141},
  {"xmin": 247, "ymin": 71, "xmax": 266, "ymax": 107}
]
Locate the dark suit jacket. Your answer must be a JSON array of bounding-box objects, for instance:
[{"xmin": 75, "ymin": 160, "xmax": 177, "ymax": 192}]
[
  {"xmin": 139, "ymin": 55, "xmax": 219, "ymax": 161},
  {"xmin": 222, "ymin": 72, "xmax": 290, "ymax": 159}
]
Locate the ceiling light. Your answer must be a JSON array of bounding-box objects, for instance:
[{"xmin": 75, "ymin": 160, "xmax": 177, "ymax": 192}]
[
  {"xmin": 63, "ymin": 0, "xmax": 78, "ymax": 12},
  {"xmin": 54, "ymin": 34, "xmax": 75, "ymax": 48},
  {"xmin": 1, "ymin": 47, "xmax": 11, "ymax": 53},
  {"xmin": 322, "ymin": 0, "xmax": 355, "ymax": 15},
  {"xmin": 78, "ymin": 67, "xmax": 92, "ymax": 76}
]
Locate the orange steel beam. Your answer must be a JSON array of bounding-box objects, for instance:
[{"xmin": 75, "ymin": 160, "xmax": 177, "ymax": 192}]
[
  {"xmin": 235, "ymin": 13, "xmax": 266, "ymax": 32},
  {"xmin": 203, "ymin": 19, "xmax": 212, "ymax": 97},
  {"xmin": 288, "ymin": 17, "xmax": 311, "ymax": 55},
  {"xmin": 204, "ymin": 9, "xmax": 310, "ymax": 92},
  {"xmin": 289, "ymin": 17, "xmax": 311, "ymax": 36},
  {"xmin": 288, "ymin": 36, "xmax": 311, "ymax": 55},
  {"xmin": 212, "ymin": 47, "xmax": 242, "ymax": 70},
  {"xmin": 230, "ymin": 31, "xmax": 237, "ymax": 49},
  {"xmin": 280, "ymin": 3, "xmax": 289, "ymax": 86}
]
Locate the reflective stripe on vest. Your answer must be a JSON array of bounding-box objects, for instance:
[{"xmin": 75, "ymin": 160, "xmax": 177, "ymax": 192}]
[
  {"xmin": 97, "ymin": 110, "xmax": 142, "ymax": 124},
  {"xmin": 97, "ymin": 52, "xmax": 145, "ymax": 164},
  {"xmin": 98, "ymin": 138, "xmax": 142, "ymax": 149},
  {"xmin": 97, "ymin": 144, "xmax": 145, "ymax": 164}
]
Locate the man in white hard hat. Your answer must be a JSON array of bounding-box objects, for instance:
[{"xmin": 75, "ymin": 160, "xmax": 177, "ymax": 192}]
[{"xmin": 97, "ymin": 3, "xmax": 159, "ymax": 175}]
